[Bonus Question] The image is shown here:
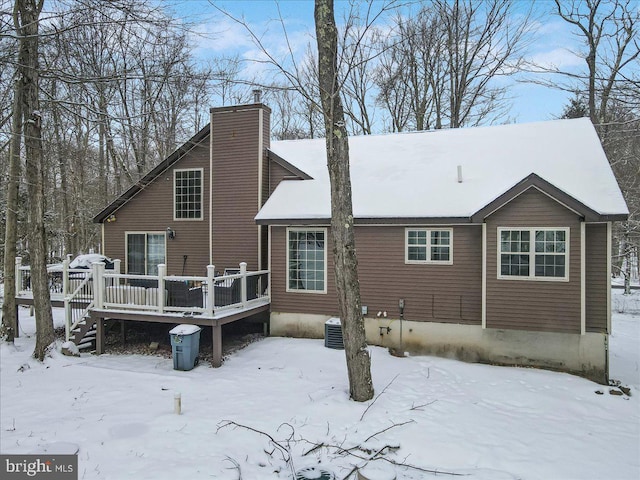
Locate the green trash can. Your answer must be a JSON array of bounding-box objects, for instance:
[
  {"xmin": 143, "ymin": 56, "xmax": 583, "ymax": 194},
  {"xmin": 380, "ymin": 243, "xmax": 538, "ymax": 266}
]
[{"xmin": 169, "ymin": 324, "xmax": 201, "ymax": 371}]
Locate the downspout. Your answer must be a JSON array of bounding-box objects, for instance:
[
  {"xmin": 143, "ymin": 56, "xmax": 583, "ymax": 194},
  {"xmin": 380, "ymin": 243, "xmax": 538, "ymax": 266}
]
[
  {"xmin": 257, "ymin": 106, "xmax": 264, "ymax": 271},
  {"xmin": 481, "ymin": 222, "xmax": 487, "ymax": 329},
  {"xmin": 209, "ymin": 113, "xmax": 214, "ymax": 266},
  {"xmin": 580, "ymin": 221, "xmax": 586, "ymax": 335},
  {"xmin": 606, "ymin": 221, "xmax": 612, "ymax": 383}
]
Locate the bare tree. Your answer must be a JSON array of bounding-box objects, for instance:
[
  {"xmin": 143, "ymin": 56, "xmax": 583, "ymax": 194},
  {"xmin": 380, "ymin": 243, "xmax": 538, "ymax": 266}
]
[
  {"xmin": 340, "ymin": 24, "xmax": 381, "ymax": 135},
  {"xmin": 1, "ymin": 75, "xmax": 22, "ymax": 342},
  {"xmin": 15, "ymin": 0, "xmax": 56, "ymax": 360},
  {"xmin": 553, "ymin": 0, "xmax": 639, "ymax": 124},
  {"xmin": 375, "ymin": 0, "xmax": 532, "ymax": 130},
  {"xmin": 315, "ymin": 0, "xmax": 374, "ymax": 402},
  {"xmin": 551, "ymin": 0, "xmax": 639, "ymax": 294}
]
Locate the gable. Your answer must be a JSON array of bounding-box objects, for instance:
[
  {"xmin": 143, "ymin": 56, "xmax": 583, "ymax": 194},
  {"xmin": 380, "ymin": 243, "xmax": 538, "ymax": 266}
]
[
  {"xmin": 93, "ymin": 125, "xmax": 210, "ymax": 223},
  {"xmin": 471, "ymin": 174, "xmax": 624, "ymax": 223}
]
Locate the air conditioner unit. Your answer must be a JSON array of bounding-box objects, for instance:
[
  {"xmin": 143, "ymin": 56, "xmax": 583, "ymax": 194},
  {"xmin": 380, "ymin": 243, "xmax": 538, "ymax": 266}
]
[{"xmin": 324, "ymin": 318, "xmax": 344, "ymax": 349}]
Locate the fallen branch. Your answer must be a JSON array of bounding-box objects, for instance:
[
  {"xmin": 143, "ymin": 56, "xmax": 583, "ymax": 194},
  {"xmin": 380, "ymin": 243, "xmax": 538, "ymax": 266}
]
[
  {"xmin": 223, "ymin": 456, "xmax": 242, "ymax": 480},
  {"xmin": 364, "ymin": 420, "xmax": 414, "ymax": 442},
  {"xmin": 360, "ymin": 374, "xmax": 399, "ymax": 421},
  {"xmin": 410, "ymin": 399, "xmax": 437, "ymax": 411},
  {"xmin": 217, "ymin": 420, "xmax": 296, "ymax": 477},
  {"xmin": 217, "ymin": 420, "xmax": 291, "ymax": 463}
]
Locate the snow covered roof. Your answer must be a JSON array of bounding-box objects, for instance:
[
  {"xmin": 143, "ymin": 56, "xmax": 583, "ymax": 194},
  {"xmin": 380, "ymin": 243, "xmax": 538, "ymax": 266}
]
[{"xmin": 256, "ymin": 118, "xmax": 628, "ymax": 223}]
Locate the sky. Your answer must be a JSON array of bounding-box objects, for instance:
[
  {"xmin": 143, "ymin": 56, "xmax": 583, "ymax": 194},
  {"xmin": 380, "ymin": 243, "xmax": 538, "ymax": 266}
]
[{"xmin": 163, "ymin": 0, "xmax": 591, "ymax": 125}]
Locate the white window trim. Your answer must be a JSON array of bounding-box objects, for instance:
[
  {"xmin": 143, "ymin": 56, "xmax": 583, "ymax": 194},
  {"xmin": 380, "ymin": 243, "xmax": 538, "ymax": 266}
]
[
  {"xmin": 173, "ymin": 168, "xmax": 204, "ymax": 221},
  {"xmin": 286, "ymin": 227, "xmax": 328, "ymax": 294},
  {"xmin": 497, "ymin": 227, "xmax": 570, "ymax": 282},
  {"xmin": 405, "ymin": 228, "xmax": 454, "ymax": 265},
  {"xmin": 125, "ymin": 231, "xmax": 167, "ymax": 274}
]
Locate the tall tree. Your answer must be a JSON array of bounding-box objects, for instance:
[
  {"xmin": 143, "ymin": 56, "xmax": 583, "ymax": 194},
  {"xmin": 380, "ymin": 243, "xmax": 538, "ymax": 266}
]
[
  {"xmin": 315, "ymin": 0, "xmax": 374, "ymax": 402},
  {"xmin": 552, "ymin": 0, "xmax": 639, "ymax": 294},
  {"xmin": 15, "ymin": 0, "xmax": 55, "ymax": 360},
  {"xmin": 553, "ymin": 0, "xmax": 639, "ymax": 124},
  {"xmin": 1, "ymin": 75, "xmax": 22, "ymax": 342}
]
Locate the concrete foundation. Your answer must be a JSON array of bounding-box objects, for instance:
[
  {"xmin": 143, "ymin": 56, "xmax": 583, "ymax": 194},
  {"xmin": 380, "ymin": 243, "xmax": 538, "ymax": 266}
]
[{"xmin": 269, "ymin": 312, "xmax": 608, "ymax": 384}]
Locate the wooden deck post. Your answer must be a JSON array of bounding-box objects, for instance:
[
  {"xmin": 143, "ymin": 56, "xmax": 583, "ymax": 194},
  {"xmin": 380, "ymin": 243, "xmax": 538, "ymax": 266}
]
[
  {"xmin": 240, "ymin": 262, "xmax": 247, "ymax": 308},
  {"xmin": 15, "ymin": 257, "xmax": 22, "ymax": 296},
  {"xmin": 157, "ymin": 263, "xmax": 166, "ymax": 313},
  {"xmin": 14, "ymin": 257, "xmax": 21, "ymax": 337},
  {"xmin": 206, "ymin": 265, "xmax": 215, "ymax": 315},
  {"xmin": 93, "ymin": 262, "xmax": 105, "ymax": 309},
  {"xmin": 62, "ymin": 257, "xmax": 70, "ymax": 296},
  {"xmin": 212, "ymin": 321, "xmax": 222, "ymax": 368},
  {"xmin": 95, "ymin": 315, "xmax": 104, "ymax": 355}
]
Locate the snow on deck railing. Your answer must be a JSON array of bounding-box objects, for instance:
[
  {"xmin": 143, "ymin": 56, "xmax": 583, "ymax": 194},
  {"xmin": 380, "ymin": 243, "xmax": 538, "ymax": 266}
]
[
  {"xmin": 92, "ymin": 262, "xmax": 269, "ymax": 317},
  {"xmin": 15, "ymin": 256, "xmax": 98, "ymax": 299}
]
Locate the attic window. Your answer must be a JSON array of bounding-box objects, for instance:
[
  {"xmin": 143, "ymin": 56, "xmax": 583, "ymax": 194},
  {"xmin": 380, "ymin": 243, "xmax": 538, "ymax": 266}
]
[{"xmin": 174, "ymin": 169, "xmax": 203, "ymax": 220}]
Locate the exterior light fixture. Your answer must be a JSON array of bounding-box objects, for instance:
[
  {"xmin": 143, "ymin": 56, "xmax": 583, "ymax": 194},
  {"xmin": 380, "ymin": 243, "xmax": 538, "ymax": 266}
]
[{"xmin": 167, "ymin": 227, "xmax": 176, "ymax": 239}]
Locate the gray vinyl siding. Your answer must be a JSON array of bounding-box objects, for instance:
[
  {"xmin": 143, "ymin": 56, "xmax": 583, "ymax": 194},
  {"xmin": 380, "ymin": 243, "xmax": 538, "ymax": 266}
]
[
  {"xmin": 102, "ymin": 140, "xmax": 210, "ymax": 276},
  {"xmin": 211, "ymin": 105, "xmax": 269, "ymax": 272},
  {"xmin": 585, "ymin": 223, "xmax": 608, "ymax": 333},
  {"xmin": 485, "ymin": 188, "xmax": 582, "ymax": 333},
  {"xmin": 270, "ymin": 224, "xmax": 482, "ymax": 324}
]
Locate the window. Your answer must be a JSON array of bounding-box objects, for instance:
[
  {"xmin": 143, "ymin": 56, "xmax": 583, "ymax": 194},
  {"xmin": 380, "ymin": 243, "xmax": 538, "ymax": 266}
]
[
  {"xmin": 406, "ymin": 229, "xmax": 452, "ymax": 264},
  {"xmin": 287, "ymin": 228, "xmax": 326, "ymax": 293},
  {"xmin": 498, "ymin": 228, "xmax": 569, "ymax": 280},
  {"xmin": 174, "ymin": 169, "xmax": 203, "ymax": 220},
  {"xmin": 127, "ymin": 233, "xmax": 166, "ymax": 275}
]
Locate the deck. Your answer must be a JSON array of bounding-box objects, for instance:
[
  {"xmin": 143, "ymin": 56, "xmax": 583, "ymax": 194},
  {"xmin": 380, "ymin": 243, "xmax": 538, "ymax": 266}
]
[{"xmin": 14, "ymin": 257, "xmax": 270, "ymax": 367}]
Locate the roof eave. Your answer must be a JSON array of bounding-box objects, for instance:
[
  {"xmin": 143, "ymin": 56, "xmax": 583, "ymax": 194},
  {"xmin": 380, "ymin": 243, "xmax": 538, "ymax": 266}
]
[{"xmin": 256, "ymin": 216, "xmax": 474, "ymax": 226}]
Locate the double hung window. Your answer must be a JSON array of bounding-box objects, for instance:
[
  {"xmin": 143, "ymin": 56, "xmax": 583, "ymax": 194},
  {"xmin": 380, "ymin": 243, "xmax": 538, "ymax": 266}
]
[
  {"xmin": 406, "ymin": 229, "xmax": 452, "ymax": 264},
  {"xmin": 498, "ymin": 228, "xmax": 569, "ymax": 280}
]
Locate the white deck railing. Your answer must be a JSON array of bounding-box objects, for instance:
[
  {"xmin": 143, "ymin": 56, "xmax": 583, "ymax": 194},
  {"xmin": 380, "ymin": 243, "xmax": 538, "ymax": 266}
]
[
  {"xmin": 93, "ymin": 262, "xmax": 269, "ymax": 317},
  {"xmin": 16, "ymin": 257, "xmax": 270, "ymax": 341},
  {"xmin": 15, "ymin": 255, "xmax": 99, "ymax": 300}
]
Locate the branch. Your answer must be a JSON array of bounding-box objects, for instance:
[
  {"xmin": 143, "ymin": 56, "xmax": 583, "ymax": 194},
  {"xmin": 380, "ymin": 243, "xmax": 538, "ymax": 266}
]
[
  {"xmin": 360, "ymin": 374, "xmax": 399, "ymax": 421},
  {"xmin": 364, "ymin": 419, "xmax": 415, "ymax": 442}
]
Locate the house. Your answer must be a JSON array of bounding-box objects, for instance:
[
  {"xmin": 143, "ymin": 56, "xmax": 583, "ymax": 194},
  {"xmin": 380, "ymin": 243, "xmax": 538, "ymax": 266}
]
[{"xmin": 94, "ymin": 102, "xmax": 629, "ymax": 383}]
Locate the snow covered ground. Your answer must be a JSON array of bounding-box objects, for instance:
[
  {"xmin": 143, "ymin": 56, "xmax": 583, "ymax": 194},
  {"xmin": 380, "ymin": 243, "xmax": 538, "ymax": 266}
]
[{"xmin": 1, "ymin": 290, "xmax": 638, "ymax": 480}]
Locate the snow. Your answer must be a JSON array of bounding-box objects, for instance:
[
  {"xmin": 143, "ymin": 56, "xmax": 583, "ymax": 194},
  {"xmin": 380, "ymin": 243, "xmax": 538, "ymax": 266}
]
[
  {"xmin": 168, "ymin": 324, "xmax": 201, "ymax": 335},
  {"xmin": 69, "ymin": 254, "xmax": 111, "ymax": 269},
  {"xmin": 257, "ymin": 118, "xmax": 629, "ymax": 222},
  {"xmin": 1, "ymin": 292, "xmax": 638, "ymax": 479}
]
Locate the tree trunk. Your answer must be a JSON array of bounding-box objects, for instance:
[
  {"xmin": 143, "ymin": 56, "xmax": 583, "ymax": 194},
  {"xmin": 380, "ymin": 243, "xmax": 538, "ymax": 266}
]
[
  {"xmin": 1, "ymin": 77, "xmax": 23, "ymax": 343},
  {"xmin": 315, "ymin": 0, "xmax": 374, "ymax": 402},
  {"xmin": 16, "ymin": 0, "xmax": 55, "ymax": 360}
]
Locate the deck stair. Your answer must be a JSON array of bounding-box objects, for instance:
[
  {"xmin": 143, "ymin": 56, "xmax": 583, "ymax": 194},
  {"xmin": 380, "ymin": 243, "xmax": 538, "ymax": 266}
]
[{"xmin": 69, "ymin": 316, "xmax": 97, "ymax": 350}]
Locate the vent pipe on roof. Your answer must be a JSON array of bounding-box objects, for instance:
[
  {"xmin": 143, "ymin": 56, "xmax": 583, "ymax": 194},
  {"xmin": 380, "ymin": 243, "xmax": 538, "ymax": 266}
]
[
  {"xmin": 253, "ymin": 89, "xmax": 262, "ymax": 103},
  {"xmin": 457, "ymin": 165, "xmax": 463, "ymax": 183}
]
